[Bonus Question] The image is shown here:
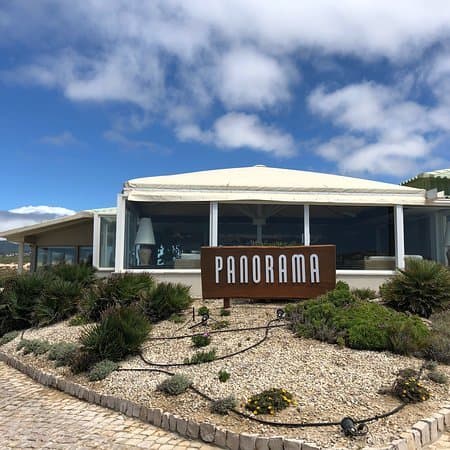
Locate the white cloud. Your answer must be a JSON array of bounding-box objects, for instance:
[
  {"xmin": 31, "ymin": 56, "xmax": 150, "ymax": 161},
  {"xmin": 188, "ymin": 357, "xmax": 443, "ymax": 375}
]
[
  {"xmin": 8, "ymin": 206, "xmax": 76, "ymax": 216},
  {"xmin": 40, "ymin": 131, "xmax": 77, "ymax": 146},
  {"xmin": 104, "ymin": 130, "xmax": 155, "ymax": 151},
  {"xmin": 177, "ymin": 113, "xmax": 295, "ymax": 157}
]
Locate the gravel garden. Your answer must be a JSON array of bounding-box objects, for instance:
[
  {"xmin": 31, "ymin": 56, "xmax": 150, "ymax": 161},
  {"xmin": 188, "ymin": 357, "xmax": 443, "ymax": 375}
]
[{"xmin": 1, "ymin": 261, "xmax": 450, "ymax": 449}]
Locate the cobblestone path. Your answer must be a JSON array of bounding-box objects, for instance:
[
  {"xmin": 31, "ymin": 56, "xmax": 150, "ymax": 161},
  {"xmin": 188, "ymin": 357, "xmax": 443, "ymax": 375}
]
[{"xmin": 0, "ymin": 362, "xmax": 217, "ymax": 449}]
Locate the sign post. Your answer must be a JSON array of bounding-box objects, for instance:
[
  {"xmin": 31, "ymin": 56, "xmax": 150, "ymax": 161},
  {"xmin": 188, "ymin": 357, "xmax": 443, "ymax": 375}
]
[{"xmin": 201, "ymin": 245, "xmax": 336, "ymax": 307}]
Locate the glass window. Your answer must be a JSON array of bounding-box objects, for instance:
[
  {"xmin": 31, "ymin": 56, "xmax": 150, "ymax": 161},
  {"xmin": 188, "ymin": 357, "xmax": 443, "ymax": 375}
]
[
  {"xmin": 99, "ymin": 216, "xmax": 116, "ymax": 268},
  {"xmin": 219, "ymin": 204, "xmax": 304, "ymax": 245},
  {"xmin": 78, "ymin": 246, "xmax": 93, "ymax": 265},
  {"xmin": 36, "ymin": 247, "xmax": 76, "ymax": 268},
  {"xmin": 405, "ymin": 207, "xmax": 450, "ymax": 265},
  {"xmin": 124, "ymin": 202, "xmax": 209, "ymax": 269},
  {"xmin": 310, "ymin": 206, "xmax": 394, "ymax": 270}
]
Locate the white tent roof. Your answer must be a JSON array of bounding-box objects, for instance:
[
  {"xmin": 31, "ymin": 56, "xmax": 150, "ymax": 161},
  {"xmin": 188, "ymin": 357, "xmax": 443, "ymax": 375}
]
[{"xmin": 125, "ymin": 165, "xmax": 428, "ymax": 205}]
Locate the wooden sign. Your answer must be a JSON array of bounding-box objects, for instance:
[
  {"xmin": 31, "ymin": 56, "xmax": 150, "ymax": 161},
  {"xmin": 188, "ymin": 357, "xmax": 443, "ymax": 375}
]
[{"xmin": 201, "ymin": 245, "xmax": 336, "ymax": 300}]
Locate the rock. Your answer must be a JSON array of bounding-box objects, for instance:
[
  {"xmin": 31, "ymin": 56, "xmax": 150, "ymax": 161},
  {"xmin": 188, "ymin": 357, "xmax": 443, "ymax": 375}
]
[
  {"xmin": 176, "ymin": 417, "xmax": 188, "ymax": 436},
  {"xmin": 239, "ymin": 433, "xmax": 257, "ymax": 450},
  {"xmin": 412, "ymin": 421, "xmax": 430, "ymax": 446},
  {"xmin": 187, "ymin": 420, "xmax": 199, "ymax": 439},
  {"xmin": 268, "ymin": 436, "xmax": 283, "ymax": 450},
  {"xmin": 255, "ymin": 436, "xmax": 270, "ymax": 450},
  {"xmin": 214, "ymin": 428, "xmax": 227, "ymax": 447},
  {"xmin": 199, "ymin": 422, "xmax": 215, "ymax": 442},
  {"xmin": 226, "ymin": 430, "xmax": 240, "ymax": 450},
  {"xmin": 282, "ymin": 438, "xmax": 302, "ymax": 450}
]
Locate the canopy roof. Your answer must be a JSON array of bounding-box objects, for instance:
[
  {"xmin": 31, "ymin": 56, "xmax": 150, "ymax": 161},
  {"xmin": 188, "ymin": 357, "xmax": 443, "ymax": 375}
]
[{"xmin": 125, "ymin": 165, "xmax": 428, "ymax": 205}]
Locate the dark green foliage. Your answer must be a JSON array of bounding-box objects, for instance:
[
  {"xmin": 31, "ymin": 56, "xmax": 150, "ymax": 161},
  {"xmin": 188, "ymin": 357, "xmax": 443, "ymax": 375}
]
[
  {"xmin": 69, "ymin": 349, "xmax": 100, "ymax": 374},
  {"xmin": 157, "ymin": 374, "xmax": 192, "ymax": 395},
  {"xmin": 34, "ymin": 279, "xmax": 81, "ymax": 326},
  {"xmin": 210, "ymin": 396, "xmax": 237, "ymax": 415},
  {"xmin": 351, "ymin": 287, "xmax": 377, "ymax": 300},
  {"xmin": 184, "ymin": 348, "xmax": 216, "ymax": 365},
  {"xmin": 197, "ymin": 306, "xmax": 209, "ymax": 316},
  {"xmin": 245, "ymin": 388, "xmax": 294, "ymax": 415},
  {"xmin": 47, "ymin": 342, "xmax": 78, "ymax": 367},
  {"xmin": 218, "ymin": 369, "xmax": 230, "ymax": 382},
  {"xmin": 191, "ymin": 332, "xmax": 211, "ymax": 348},
  {"xmin": 142, "ymin": 282, "xmax": 192, "ymax": 322},
  {"xmin": 381, "ymin": 259, "xmax": 450, "ymax": 318},
  {"xmin": 168, "ymin": 313, "xmax": 185, "ymax": 323},
  {"xmin": 287, "ymin": 284, "xmax": 429, "ymax": 355},
  {"xmin": 88, "ymin": 360, "xmax": 119, "ymax": 381},
  {"xmin": 80, "ymin": 306, "xmax": 151, "ymax": 362},
  {"xmin": 79, "ymin": 273, "xmax": 155, "ymax": 322},
  {"xmin": 69, "ymin": 315, "xmax": 91, "ymax": 326},
  {"xmin": 0, "ymin": 330, "xmax": 19, "ymax": 346},
  {"xmin": 211, "ymin": 320, "xmax": 230, "ymax": 330},
  {"xmin": 17, "ymin": 339, "xmax": 50, "ymax": 355},
  {"xmin": 428, "ymin": 370, "xmax": 448, "ymax": 384},
  {"xmin": 392, "ymin": 373, "xmax": 430, "ymax": 403},
  {"xmin": 48, "ymin": 264, "xmax": 96, "ymax": 287},
  {"xmin": 220, "ymin": 308, "xmax": 231, "ymax": 317}
]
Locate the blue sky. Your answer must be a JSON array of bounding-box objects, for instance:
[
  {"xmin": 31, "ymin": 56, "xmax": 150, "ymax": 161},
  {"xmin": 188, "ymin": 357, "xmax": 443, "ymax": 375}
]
[{"xmin": 1, "ymin": 1, "xmax": 450, "ymax": 229}]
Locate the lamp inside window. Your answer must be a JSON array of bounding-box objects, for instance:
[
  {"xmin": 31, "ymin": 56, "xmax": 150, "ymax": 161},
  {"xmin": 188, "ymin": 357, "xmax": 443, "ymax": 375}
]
[{"xmin": 135, "ymin": 217, "xmax": 155, "ymax": 266}]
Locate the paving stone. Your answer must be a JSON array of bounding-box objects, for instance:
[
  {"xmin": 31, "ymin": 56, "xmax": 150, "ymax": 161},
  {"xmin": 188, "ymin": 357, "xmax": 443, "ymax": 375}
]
[
  {"xmin": 432, "ymin": 413, "xmax": 446, "ymax": 432},
  {"xmin": 438, "ymin": 408, "xmax": 450, "ymax": 427},
  {"xmin": 282, "ymin": 438, "xmax": 302, "ymax": 450},
  {"xmin": 214, "ymin": 427, "xmax": 226, "ymax": 447},
  {"xmin": 412, "ymin": 420, "xmax": 431, "ymax": 446},
  {"xmin": 268, "ymin": 436, "xmax": 283, "ymax": 450},
  {"xmin": 177, "ymin": 417, "xmax": 188, "ymax": 436},
  {"xmin": 255, "ymin": 436, "xmax": 269, "ymax": 450},
  {"xmin": 390, "ymin": 439, "xmax": 408, "ymax": 450},
  {"xmin": 423, "ymin": 417, "xmax": 439, "ymax": 442},
  {"xmin": 187, "ymin": 421, "xmax": 200, "ymax": 439},
  {"xmin": 0, "ymin": 360, "xmax": 217, "ymax": 450},
  {"xmin": 399, "ymin": 431, "xmax": 416, "ymax": 450},
  {"xmin": 200, "ymin": 423, "xmax": 215, "ymax": 443},
  {"xmin": 226, "ymin": 430, "xmax": 240, "ymax": 450},
  {"xmin": 153, "ymin": 408, "xmax": 163, "ymax": 427}
]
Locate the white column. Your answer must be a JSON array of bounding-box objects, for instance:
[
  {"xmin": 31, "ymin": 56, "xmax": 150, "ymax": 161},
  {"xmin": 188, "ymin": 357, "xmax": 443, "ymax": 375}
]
[
  {"xmin": 92, "ymin": 213, "xmax": 100, "ymax": 269},
  {"xmin": 115, "ymin": 194, "xmax": 126, "ymax": 273},
  {"xmin": 303, "ymin": 205, "xmax": 310, "ymax": 246},
  {"xmin": 209, "ymin": 202, "xmax": 218, "ymax": 246},
  {"xmin": 394, "ymin": 205, "xmax": 405, "ymax": 269},
  {"xmin": 18, "ymin": 242, "xmax": 24, "ymax": 274}
]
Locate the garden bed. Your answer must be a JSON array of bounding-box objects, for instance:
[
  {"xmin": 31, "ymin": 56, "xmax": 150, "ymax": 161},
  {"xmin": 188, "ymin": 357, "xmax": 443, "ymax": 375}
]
[{"xmin": 2, "ymin": 299, "xmax": 449, "ymax": 449}]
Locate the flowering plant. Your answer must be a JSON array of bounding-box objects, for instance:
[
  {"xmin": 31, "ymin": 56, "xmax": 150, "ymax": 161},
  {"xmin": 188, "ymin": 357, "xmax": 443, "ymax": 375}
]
[{"xmin": 244, "ymin": 388, "xmax": 296, "ymax": 415}]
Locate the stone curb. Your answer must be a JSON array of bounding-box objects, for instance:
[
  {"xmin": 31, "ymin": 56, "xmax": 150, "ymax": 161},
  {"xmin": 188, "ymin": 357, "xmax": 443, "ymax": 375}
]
[{"xmin": 0, "ymin": 351, "xmax": 447, "ymax": 450}]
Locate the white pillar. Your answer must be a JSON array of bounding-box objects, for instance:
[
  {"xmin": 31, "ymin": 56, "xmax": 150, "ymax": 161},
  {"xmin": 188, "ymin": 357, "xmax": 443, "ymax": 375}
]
[
  {"xmin": 209, "ymin": 202, "xmax": 218, "ymax": 246},
  {"xmin": 303, "ymin": 205, "xmax": 310, "ymax": 246},
  {"xmin": 18, "ymin": 242, "xmax": 24, "ymax": 274},
  {"xmin": 115, "ymin": 194, "xmax": 126, "ymax": 273},
  {"xmin": 92, "ymin": 213, "xmax": 100, "ymax": 269},
  {"xmin": 394, "ymin": 205, "xmax": 405, "ymax": 269}
]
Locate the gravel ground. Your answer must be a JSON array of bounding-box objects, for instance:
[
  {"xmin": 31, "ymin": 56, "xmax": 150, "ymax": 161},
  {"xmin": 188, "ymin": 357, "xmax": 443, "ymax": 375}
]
[{"xmin": 2, "ymin": 299, "xmax": 450, "ymax": 449}]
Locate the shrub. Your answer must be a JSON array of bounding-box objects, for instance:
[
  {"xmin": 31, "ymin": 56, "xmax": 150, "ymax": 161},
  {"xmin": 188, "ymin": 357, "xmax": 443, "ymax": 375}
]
[
  {"xmin": 141, "ymin": 282, "xmax": 192, "ymax": 322},
  {"xmin": 211, "ymin": 396, "xmax": 237, "ymax": 415},
  {"xmin": 88, "ymin": 359, "xmax": 119, "ymax": 381},
  {"xmin": 287, "ymin": 284, "xmax": 429, "ymax": 355},
  {"xmin": 191, "ymin": 332, "xmax": 211, "ymax": 348},
  {"xmin": 34, "ymin": 279, "xmax": 81, "ymax": 326},
  {"xmin": 17, "ymin": 339, "xmax": 50, "ymax": 355},
  {"xmin": 168, "ymin": 313, "xmax": 185, "ymax": 323},
  {"xmin": 380, "ymin": 259, "xmax": 450, "ymax": 318},
  {"xmin": 220, "ymin": 308, "xmax": 231, "ymax": 317},
  {"xmin": 79, "ymin": 273, "xmax": 155, "ymax": 321},
  {"xmin": 428, "ymin": 370, "xmax": 448, "ymax": 384},
  {"xmin": 184, "ymin": 348, "xmax": 216, "ymax": 365},
  {"xmin": 351, "ymin": 288, "xmax": 377, "ymax": 300},
  {"xmin": 48, "ymin": 342, "xmax": 78, "ymax": 367},
  {"xmin": 0, "ymin": 330, "xmax": 19, "ymax": 346},
  {"xmin": 211, "ymin": 320, "xmax": 230, "ymax": 330},
  {"xmin": 392, "ymin": 373, "xmax": 430, "ymax": 403},
  {"xmin": 49, "ymin": 264, "xmax": 96, "ymax": 287},
  {"xmin": 157, "ymin": 374, "xmax": 192, "ymax": 395},
  {"xmin": 69, "ymin": 315, "xmax": 91, "ymax": 326},
  {"xmin": 245, "ymin": 388, "xmax": 295, "ymax": 415},
  {"xmin": 80, "ymin": 305, "xmax": 151, "ymax": 362},
  {"xmin": 424, "ymin": 310, "xmax": 450, "ymax": 364},
  {"xmin": 197, "ymin": 306, "xmax": 209, "ymax": 316},
  {"xmin": 69, "ymin": 349, "xmax": 100, "ymax": 374},
  {"xmin": 218, "ymin": 369, "xmax": 230, "ymax": 382}
]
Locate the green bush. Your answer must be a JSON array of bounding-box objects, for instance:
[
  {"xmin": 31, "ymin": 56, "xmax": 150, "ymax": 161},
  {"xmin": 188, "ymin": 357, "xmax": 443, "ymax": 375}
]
[
  {"xmin": 79, "ymin": 273, "xmax": 155, "ymax": 322},
  {"xmin": 197, "ymin": 306, "xmax": 209, "ymax": 316},
  {"xmin": 210, "ymin": 396, "xmax": 237, "ymax": 415},
  {"xmin": 69, "ymin": 348, "xmax": 100, "ymax": 374},
  {"xmin": 220, "ymin": 308, "xmax": 231, "ymax": 317},
  {"xmin": 157, "ymin": 374, "xmax": 192, "ymax": 395},
  {"xmin": 48, "ymin": 264, "xmax": 96, "ymax": 287},
  {"xmin": 141, "ymin": 282, "xmax": 192, "ymax": 322},
  {"xmin": 287, "ymin": 284, "xmax": 429, "ymax": 355},
  {"xmin": 218, "ymin": 369, "xmax": 230, "ymax": 382},
  {"xmin": 80, "ymin": 305, "xmax": 151, "ymax": 362},
  {"xmin": 184, "ymin": 348, "xmax": 216, "ymax": 365},
  {"xmin": 88, "ymin": 359, "xmax": 119, "ymax": 381},
  {"xmin": 191, "ymin": 332, "xmax": 211, "ymax": 348},
  {"xmin": 168, "ymin": 313, "xmax": 185, "ymax": 323},
  {"xmin": 17, "ymin": 339, "xmax": 51, "ymax": 355},
  {"xmin": 48, "ymin": 342, "xmax": 79, "ymax": 367},
  {"xmin": 0, "ymin": 330, "xmax": 19, "ymax": 346},
  {"xmin": 34, "ymin": 279, "xmax": 81, "ymax": 326},
  {"xmin": 245, "ymin": 388, "xmax": 295, "ymax": 415},
  {"xmin": 381, "ymin": 259, "xmax": 450, "ymax": 318},
  {"xmin": 211, "ymin": 320, "xmax": 230, "ymax": 330},
  {"xmin": 351, "ymin": 287, "xmax": 377, "ymax": 300},
  {"xmin": 428, "ymin": 370, "xmax": 448, "ymax": 384},
  {"xmin": 69, "ymin": 315, "xmax": 91, "ymax": 326}
]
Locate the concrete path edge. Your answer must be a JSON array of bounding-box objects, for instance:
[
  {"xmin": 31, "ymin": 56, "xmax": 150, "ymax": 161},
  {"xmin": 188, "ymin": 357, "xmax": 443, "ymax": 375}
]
[{"xmin": 0, "ymin": 351, "xmax": 447, "ymax": 450}]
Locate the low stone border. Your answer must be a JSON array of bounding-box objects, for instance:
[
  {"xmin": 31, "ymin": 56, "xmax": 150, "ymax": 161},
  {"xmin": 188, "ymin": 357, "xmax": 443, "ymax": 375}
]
[{"xmin": 0, "ymin": 351, "xmax": 448, "ymax": 450}]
